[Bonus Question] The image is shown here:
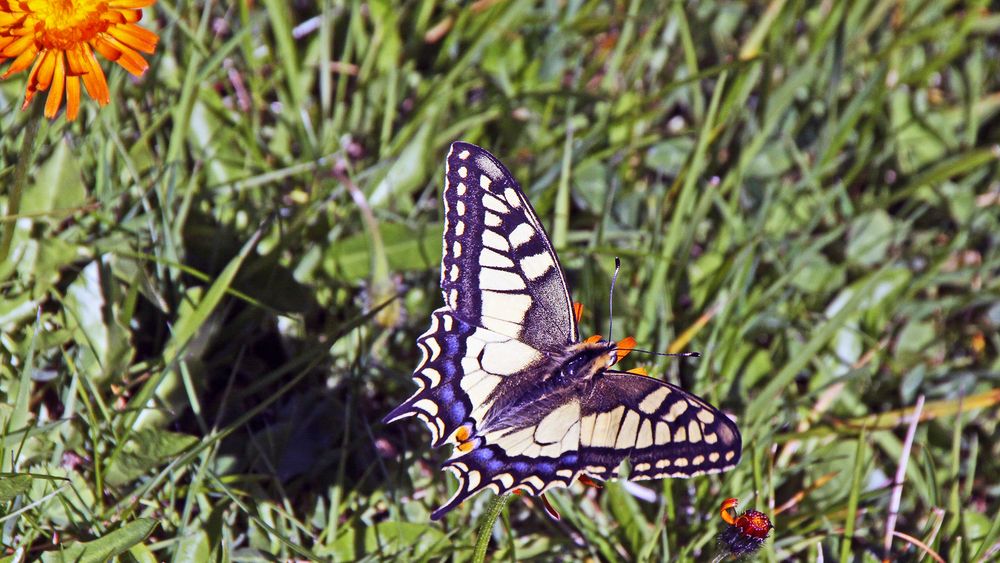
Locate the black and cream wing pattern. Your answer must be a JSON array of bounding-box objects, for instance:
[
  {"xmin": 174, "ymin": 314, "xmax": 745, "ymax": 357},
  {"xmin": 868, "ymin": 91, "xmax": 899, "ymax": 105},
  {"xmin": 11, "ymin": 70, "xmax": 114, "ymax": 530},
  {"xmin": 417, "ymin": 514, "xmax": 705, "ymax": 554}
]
[{"xmin": 384, "ymin": 142, "xmax": 741, "ymax": 520}]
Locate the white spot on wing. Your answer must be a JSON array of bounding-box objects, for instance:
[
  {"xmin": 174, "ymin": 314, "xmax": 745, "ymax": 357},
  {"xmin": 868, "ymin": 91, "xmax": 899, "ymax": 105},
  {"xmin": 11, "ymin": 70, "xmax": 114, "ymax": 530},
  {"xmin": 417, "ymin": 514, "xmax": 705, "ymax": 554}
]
[
  {"xmin": 481, "ymin": 291, "xmax": 531, "ymax": 324},
  {"xmin": 484, "ymin": 211, "xmax": 502, "ymax": 227},
  {"xmin": 534, "ymin": 400, "xmax": 581, "ymax": 445},
  {"xmin": 480, "ymin": 248, "xmax": 515, "ymax": 268},
  {"xmin": 615, "ymin": 410, "xmax": 641, "ymax": 449},
  {"xmin": 504, "ymin": 187, "xmax": 521, "ymax": 208},
  {"xmin": 422, "ymin": 367, "xmax": 441, "ymax": 386},
  {"xmin": 509, "ymin": 223, "xmax": 535, "ymax": 248},
  {"xmin": 639, "ymin": 387, "xmax": 670, "ymax": 414},
  {"xmin": 479, "ymin": 268, "xmax": 526, "ymax": 291},
  {"xmin": 425, "ymin": 337, "xmax": 441, "ymax": 361},
  {"xmin": 482, "ymin": 229, "xmax": 510, "ymax": 252},
  {"xmin": 687, "ymin": 420, "xmax": 702, "ymax": 443},
  {"xmin": 664, "ymin": 400, "xmax": 688, "ymax": 422},
  {"xmin": 637, "ymin": 419, "xmax": 653, "ymax": 448},
  {"xmin": 413, "ymin": 399, "xmax": 439, "ymax": 416},
  {"xmin": 480, "ymin": 338, "xmax": 540, "ymax": 375},
  {"xmin": 519, "ymin": 252, "xmax": 555, "ymax": 280},
  {"xmin": 482, "ymin": 193, "xmax": 510, "ymax": 214}
]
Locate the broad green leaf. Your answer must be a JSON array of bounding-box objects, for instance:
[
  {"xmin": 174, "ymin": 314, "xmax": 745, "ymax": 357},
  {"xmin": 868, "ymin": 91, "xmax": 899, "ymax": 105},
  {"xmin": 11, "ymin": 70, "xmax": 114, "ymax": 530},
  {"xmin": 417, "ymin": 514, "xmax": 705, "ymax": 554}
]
[
  {"xmin": 105, "ymin": 428, "xmax": 198, "ymax": 486},
  {"xmin": 369, "ymin": 124, "xmax": 432, "ymax": 208},
  {"xmin": 63, "ymin": 260, "xmax": 133, "ymax": 382},
  {"xmin": 0, "ymin": 474, "xmax": 32, "ymax": 502},
  {"xmin": 846, "ymin": 210, "xmax": 894, "ymax": 267},
  {"xmin": 325, "ymin": 223, "xmax": 440, "ymax": 280},
  {"xmin": 20, "ymin": 139, "xmax": 86, "ymax": 219}
]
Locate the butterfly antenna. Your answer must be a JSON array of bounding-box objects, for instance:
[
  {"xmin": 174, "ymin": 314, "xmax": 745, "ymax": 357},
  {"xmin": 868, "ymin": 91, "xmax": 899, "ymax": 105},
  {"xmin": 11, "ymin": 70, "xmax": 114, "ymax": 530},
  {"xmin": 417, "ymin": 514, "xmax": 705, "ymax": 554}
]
[
  {"xmin": 617, "ymin": 348, "xmax": 701, "ymax": 358},
  {"xmin": 608, "ymin": 257, "xmax": 621, "ymax": 341}
]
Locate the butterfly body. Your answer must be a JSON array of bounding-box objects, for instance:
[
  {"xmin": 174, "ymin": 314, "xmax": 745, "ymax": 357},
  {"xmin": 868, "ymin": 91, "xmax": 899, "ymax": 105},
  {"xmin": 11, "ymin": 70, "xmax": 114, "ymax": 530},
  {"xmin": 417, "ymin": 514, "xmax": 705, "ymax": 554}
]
[{"xmin": 385, "ymin": 142, "xmax": 741, "ymax": 520}]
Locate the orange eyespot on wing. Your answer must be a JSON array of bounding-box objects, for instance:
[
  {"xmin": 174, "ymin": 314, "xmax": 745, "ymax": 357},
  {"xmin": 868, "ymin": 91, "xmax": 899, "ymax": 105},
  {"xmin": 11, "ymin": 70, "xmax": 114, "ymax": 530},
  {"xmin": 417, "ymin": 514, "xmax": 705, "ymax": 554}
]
[{"xmin": 573, "ymin": 302, "xmax": 584, "ymax": 323}]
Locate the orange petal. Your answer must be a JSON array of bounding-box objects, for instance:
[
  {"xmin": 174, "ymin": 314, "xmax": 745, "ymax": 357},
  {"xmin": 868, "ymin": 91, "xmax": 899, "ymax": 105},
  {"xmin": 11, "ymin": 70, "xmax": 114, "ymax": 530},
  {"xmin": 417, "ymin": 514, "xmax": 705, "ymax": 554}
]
[
  {"xmin": 615, "ymin": 336, "xmax": 637, "ymax": 363},
  {"xmin": 33, "ymin": 49, "xmax": 57, "ymax": 91},
  {"xmin": 66, "ymin": 75, "xmax": 80, "ymax": 121},
  {"xmin": 66, "ymin": 45, "xmax": 89, "ymax": 76},
  {"xmin": 43, "ymin": 52, "xmax": 66, "ymax": 118},
  {"xmin": 1, "ymin": 33, "xmax": 34, "ymax": 60},
  {"xmin": 80, "ymin": 46, "xmax": 110, "ymax": 105},
  {"xmin": 109, "ymin": 23, "xmax": 159, "ymax": 53},
  {"xmin": 573, "ymin": 302, "xmax": 584, "ymax": 324},
  {"xmin": 2, "ymin": 39, "xmax": 38, "ymax": 78},
  {"xmin": 583, "ymin": 334, "xmax": 603, "ymax": 344},
  {"xmin": 627, "ymin": 367, "xmax": 648, "ymax": 376}
]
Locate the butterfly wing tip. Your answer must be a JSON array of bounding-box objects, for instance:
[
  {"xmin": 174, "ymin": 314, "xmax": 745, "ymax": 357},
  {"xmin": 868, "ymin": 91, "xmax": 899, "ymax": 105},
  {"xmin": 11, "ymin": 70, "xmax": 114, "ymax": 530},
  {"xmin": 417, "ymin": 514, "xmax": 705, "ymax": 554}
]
[{"xmin": 382, "ymin": 406, "xmax": 413, "ymax": 425}]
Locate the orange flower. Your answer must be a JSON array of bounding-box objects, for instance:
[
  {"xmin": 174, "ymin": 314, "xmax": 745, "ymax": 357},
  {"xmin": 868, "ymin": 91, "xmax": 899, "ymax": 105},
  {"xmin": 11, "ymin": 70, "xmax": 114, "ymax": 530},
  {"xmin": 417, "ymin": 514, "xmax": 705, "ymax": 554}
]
[{"xmin": 0, "ymin": 0, "xmax": 158, "ymax": 121}]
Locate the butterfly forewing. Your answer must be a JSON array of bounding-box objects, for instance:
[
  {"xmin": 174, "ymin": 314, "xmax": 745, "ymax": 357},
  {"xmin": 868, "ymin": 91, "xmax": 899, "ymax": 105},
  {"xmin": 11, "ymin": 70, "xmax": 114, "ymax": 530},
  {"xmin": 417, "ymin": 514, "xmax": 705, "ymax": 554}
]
[{"xmin": 440, "ymin": 143, "xmax": 576, "ymax": 350}]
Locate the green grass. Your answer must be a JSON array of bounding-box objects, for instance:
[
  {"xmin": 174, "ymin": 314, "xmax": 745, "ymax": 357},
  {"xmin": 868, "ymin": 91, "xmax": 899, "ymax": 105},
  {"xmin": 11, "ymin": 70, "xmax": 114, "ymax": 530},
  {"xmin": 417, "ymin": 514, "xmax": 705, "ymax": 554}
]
[{"xmin": 2, "ymin": 0, "xmax": 999, "ymax": 561}]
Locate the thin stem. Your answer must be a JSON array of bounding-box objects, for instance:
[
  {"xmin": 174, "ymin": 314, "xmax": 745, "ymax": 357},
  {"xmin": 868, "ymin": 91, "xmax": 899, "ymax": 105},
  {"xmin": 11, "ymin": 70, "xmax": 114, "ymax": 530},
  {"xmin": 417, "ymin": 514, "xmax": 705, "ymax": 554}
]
[
  {"xmin": 0, "ymin": 104, "xmax": 44, "ymax": 264},
  {"xmin": 472, "ymin": 495, "xmax": 511, "ymax": 563}
]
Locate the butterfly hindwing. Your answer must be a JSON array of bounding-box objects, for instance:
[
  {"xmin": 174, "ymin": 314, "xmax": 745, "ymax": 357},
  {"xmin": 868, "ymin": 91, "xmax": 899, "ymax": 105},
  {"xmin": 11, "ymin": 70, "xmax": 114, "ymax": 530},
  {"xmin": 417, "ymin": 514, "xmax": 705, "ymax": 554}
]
[
  {"xmin": 441, "ymin": 142, "xmax": 576, "ymax": 350},
  {"xmin": 576, "ymin": 371, "xmax": 742, "ymax": 481}
]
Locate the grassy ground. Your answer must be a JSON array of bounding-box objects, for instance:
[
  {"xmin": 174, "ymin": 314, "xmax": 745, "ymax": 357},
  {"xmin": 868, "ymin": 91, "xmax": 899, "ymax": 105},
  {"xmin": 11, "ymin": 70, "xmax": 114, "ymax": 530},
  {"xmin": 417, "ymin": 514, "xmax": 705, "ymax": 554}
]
[{"xmin": 2, "ymin": 0, "xmax": 999, "ymax": 561}]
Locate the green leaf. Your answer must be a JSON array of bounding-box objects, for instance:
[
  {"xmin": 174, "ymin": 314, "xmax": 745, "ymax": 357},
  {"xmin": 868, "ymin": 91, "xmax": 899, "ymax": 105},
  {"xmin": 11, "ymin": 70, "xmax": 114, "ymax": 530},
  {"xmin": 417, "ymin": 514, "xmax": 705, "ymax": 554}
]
[
  {"xmin": 105, "ymin": 428, "xmax": 199, "ymax": 486},
  {"xmin": 325, "ymin": 222, "xmax": 440, "ymax": 280},
  {"xmin": 0, "ymin": 474, "xmax": 32, "ymax": 502},
  {"xmin": 41, "ymin": 518, "xmax": 157, "ymax": 563},
  {"xmin": 21, "ymin": 139, "xmax": 86, "ymax": 218},
  {"xmin": 846, "ymin": 210, "xmax": 894, "ymax": 267},
  {"xmin": 62, "ymin": 260, "xmax": 133, "ymax": 383},
  {"xmin": 605, "ymin": 480, "xmax": 651, "ymax": 558}
]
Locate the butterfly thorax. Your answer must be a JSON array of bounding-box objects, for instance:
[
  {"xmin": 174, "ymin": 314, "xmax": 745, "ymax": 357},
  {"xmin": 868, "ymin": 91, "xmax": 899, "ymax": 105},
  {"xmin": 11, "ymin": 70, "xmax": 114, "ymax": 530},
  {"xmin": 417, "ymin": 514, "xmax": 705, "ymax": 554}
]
[{"xmin": 475, "ymin": 340, "xmax": 618, "ymax": 434}]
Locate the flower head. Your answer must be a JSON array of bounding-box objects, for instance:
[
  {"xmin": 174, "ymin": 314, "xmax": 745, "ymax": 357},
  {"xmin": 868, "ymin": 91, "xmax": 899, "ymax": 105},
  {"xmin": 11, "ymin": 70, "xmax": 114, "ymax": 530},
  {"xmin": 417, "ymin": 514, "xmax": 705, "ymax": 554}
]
[
  {"xmin": 0, "ymin": 0, "xmax": 158, "ymax": 121},
  {"xmin": 718, "ymin": 497, "xmax": 773, "ymax": 559}
]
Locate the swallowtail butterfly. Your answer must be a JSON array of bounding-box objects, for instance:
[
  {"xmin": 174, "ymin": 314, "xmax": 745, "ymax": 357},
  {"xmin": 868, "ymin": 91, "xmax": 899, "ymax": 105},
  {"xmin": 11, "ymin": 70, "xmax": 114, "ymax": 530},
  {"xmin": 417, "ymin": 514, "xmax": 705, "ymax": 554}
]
[{"xmin": 385, "ymin": 142, "xmax": 741, "ymax": 520}]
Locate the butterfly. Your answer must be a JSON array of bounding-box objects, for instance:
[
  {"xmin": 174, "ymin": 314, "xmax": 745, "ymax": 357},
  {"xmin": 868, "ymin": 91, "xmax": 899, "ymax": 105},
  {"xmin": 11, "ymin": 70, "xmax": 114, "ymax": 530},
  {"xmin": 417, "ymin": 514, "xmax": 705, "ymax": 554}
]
[{"xmin": 384, "ymin": 142, "xmax": 741, "ymax": 520}]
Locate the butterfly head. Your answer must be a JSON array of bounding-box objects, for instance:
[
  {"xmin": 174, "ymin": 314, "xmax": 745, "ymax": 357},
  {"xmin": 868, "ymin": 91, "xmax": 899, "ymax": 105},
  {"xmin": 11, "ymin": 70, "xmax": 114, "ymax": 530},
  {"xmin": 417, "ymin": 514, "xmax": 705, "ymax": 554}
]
[{"xmin": 563, "ymin": 335, "xmax": 638, "ymax": 381}]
